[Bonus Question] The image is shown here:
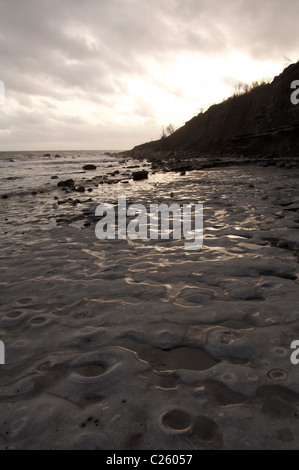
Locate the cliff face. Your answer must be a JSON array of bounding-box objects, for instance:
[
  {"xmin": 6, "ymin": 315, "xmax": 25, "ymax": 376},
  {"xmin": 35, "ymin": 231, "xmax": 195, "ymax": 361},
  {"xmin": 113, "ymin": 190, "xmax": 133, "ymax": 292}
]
[{"xmin": 133, "ymin": 62, "xmax": 299, "ymax": 156}]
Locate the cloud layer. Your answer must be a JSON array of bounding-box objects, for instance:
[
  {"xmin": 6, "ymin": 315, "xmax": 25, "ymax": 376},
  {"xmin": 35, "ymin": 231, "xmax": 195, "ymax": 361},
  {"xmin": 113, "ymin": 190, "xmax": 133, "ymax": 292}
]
[{"xmin": 0, "ymin": 0, "xmax": 298, "ymax": 150}]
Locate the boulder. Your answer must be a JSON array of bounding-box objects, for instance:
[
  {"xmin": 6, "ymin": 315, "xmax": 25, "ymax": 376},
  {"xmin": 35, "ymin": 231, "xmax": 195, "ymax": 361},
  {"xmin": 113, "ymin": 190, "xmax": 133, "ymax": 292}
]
[
  {"xmin": 132, "ymin": 170, "xmax": 149, "ymax": 181},
  {"xmin": 76, "ymin": 186, "xmax": 85, "ymax": 193},
  {"xmin": 57, "ymin": 179, "xmax": 75, "ymax": 189},
  {"xmin": 83, "ymin": 164, "xmax": 97, "ymax": 171}
]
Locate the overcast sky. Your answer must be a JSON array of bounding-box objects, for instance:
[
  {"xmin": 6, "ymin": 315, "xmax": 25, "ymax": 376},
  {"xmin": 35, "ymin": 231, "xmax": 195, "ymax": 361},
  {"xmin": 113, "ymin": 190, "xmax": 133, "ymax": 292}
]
[{"xmin": 0, "ymin": 0, "xmax": 298, "ymax": 151}]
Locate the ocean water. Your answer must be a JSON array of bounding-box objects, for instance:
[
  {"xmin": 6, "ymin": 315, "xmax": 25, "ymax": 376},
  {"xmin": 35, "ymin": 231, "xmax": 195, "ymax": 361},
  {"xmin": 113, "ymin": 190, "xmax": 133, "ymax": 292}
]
[{"xmin": 0, "ymin": 150, "xmax": 124, "ymax": 195}]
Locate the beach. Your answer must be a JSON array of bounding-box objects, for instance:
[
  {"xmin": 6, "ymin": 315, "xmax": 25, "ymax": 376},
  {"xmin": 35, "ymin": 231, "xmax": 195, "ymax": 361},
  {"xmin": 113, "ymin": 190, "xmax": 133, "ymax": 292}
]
[{"xmin": 0, "ymin": 153, "xmax": 299, "ymax": 449}]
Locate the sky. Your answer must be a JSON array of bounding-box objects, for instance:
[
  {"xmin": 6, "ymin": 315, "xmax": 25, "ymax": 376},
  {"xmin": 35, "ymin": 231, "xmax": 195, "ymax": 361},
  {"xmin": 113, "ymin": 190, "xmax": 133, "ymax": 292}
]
[{"xmin": 0, "ymin": 0, "xmax": 299, "ymax": 151}]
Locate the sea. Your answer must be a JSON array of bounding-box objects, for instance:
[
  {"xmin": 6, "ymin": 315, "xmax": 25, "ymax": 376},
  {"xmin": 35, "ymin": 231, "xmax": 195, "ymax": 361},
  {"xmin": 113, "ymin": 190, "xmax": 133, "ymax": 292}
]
[{"xmin": 0, "ymin": 150, "xmax": 126, "ymax": 196}]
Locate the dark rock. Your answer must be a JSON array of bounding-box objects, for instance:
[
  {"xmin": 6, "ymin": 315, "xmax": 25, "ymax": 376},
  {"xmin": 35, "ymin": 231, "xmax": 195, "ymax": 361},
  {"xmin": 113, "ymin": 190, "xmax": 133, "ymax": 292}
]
[
  {"xmin": 43, "ymin": 153, "xmax": 50, "ymax": 157},
  {"xmin": 57, "ymin": 179, "xmax": 75, "ymax": 189},
  {"xmin": 277, "ymin": 240, "xmax": 288, "ymax": 248},
  {"xmin": 76, "ymin": 186, "xmax": 85, "ymax": 193},
  {"xmin": 132, "ymin": 170, "xmax": 149, "ymax": 181},
  {"xmin": 1, "ymin": 194, "xmax": 8, "ymax": 199},
  {"xmin": 55, "ymin": 154, "xmax": 61, "ymax": 158},
  {"xmin": 72, "ymin": 199, "xmax": 82, "ymax": 206},
  {"xmin": 31, "ymin": 191, "xmax": 38, "ymax": 196},
  {"xmin": 51, "ymin": 176, "xmax": 58, "ymax": 180},
  {"xmin": 83, "ymin": 164, "xmax": 97, "ymax": 170}
]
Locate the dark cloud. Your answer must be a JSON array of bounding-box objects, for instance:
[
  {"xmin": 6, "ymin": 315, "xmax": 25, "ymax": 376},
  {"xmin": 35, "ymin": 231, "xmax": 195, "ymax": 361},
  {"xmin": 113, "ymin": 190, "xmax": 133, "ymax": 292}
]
[{"xmin": 0, "ymin": 0, "xmax": 298, "ymax": 149}]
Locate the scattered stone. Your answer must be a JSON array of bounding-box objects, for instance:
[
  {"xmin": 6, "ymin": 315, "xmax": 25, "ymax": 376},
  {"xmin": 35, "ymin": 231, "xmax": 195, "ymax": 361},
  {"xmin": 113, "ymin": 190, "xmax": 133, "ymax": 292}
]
[
  {"xmin": 76, "ymin": 186, "xmax": 85, "ymax": 193},
  {"xmin": 57, "ymin": 179, "xmax": 75, "ymax": 189},
  {"xmin": 43, "ymin": 153, "xmax": 50, "ymax": 157},
  {"xmin": 31, "ymin": 191, "xmax": 38, "ymax": 196},
  {"xmin": 277, "ymin": 240, "xmax": 288, "ymax": 249},
  {"xmin": 51, "ymin": 176, "xmax": 58, "ymax": 180},
  {"xmin": 55, "ymin": 154, "xmax": 61, "ymax": 158},
  {"xmin": 72, "ymin": 199, "xmax": 82, "ymax": 206},
  {"xmin": 83, "ymin": 164, "xmax": 97, "ymax": 171},
  {"xmin": 132, "ymin": 170, "xmax": 149, "ymax": 181}
]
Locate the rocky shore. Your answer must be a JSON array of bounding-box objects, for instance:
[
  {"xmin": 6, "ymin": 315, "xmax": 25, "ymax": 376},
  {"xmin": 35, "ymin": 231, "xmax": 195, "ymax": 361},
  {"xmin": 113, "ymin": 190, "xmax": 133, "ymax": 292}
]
[{"xmin": 1, "ymin": 158, "xmax": 299, "ymax": 449}]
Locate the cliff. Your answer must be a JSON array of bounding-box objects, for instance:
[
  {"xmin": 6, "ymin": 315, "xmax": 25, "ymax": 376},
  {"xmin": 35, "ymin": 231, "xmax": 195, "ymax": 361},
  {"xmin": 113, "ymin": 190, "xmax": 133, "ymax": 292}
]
[{"xmin": 133, "ymin": 61, "xmax": 299, "ymax": 157}]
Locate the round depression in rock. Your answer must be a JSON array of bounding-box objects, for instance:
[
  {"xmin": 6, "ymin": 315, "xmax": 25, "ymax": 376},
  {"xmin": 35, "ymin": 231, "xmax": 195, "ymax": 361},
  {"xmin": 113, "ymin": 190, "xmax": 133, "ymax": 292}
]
[{"xmin": 161, "ymin": 408, "xmax": 193, "ymax": 435}]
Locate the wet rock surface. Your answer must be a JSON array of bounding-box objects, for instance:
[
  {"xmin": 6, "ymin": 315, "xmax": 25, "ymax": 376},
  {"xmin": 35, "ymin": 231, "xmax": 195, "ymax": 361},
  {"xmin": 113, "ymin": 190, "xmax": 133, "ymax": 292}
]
[{"xmin": 0, "ymin": 163, "xmax": 299, "ymax": 449}]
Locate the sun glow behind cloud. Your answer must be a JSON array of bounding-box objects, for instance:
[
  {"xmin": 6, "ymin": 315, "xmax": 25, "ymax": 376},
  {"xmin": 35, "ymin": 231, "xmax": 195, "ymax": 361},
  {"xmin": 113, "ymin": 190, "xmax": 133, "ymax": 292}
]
[
  {"xmin": 0, "ymin": 0, "xmax": 298, "ymax": 150},
  {"xmin": 109, "ymin": 52, "xmax": 284, "ymax": 129}
]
